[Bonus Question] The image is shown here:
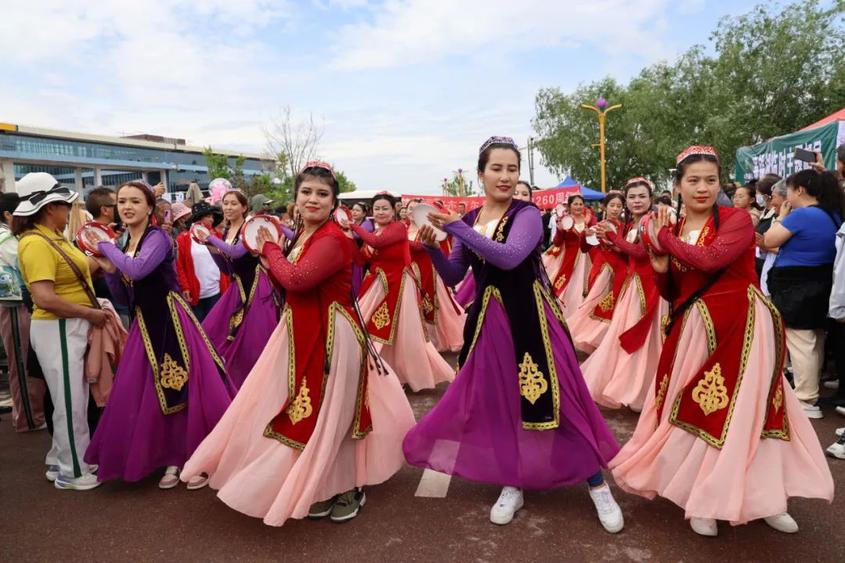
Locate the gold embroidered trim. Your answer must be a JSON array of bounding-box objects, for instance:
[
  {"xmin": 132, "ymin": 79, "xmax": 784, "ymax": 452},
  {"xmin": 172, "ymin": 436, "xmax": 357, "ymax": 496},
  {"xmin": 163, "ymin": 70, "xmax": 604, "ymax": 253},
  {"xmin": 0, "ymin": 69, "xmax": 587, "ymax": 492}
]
[
  {"xmin": 368, "ymin": 269, "xmax": 410, "ymax": 345},
  {"xmin": 695, "ymin": 300, "xmax": 717, "ymax": 354},
  {"xmin": 263, "ymin": 307, "xmax": 305, "ymax": 449},
  {"xmin": 159, "ymin": 353, "xmax": 188, "ymax": 391},
  {"xmin": 691, "ymin": 363, "xmax": 729, "ymax": 415},
  {"xmin": 525, "ymin": 281, "xmax": 561, "ymax": 430},
  {"xmin": 326, "ymin": 303, "xmax": 371, "ymax": 440},
  {"xmin": 286, "ymin": 376, "xmax": 313, "ymax": 424},
  {"xmin": 463, "ymin": 285, "xmax": 504, "ymax": 362},
  {"xmin": 518, "ymin": 352, "xmax": 548, "ymax": 404},
  {"xmin": 755, "ymin": 286, "xmax": 791, "ymax": 441},
  {"xmin": 494, "ymin": 215, "xmax": 509, "ymax": 242},
  {"xmin": 372, "ymin": 302, "xmax": 391, "ymax": 330},
  {"xmin": 669, "ymin": 286, "xmax": 758, "ymax": 448},
  {"xmin": 655, "ymin": 374, "xmax": 669, "ymax": 411}
]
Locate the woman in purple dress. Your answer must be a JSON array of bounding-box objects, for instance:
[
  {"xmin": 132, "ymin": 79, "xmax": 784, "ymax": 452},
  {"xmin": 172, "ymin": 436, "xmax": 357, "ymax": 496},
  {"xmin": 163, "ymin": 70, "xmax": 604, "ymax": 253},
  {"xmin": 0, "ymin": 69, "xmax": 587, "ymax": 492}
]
[
  {"xmin": 403, "ymin": 136, "xmax": 623, "ymax": 532},
  {"xmin": 84, "ymin": 181, "xmax": 234, "ymax": 489},
  {"xmin": 201, "ymin": 190, "xmax": 282, "ymax": 389},
  {"xmin": 350, "ymin": 202, "xmax": 375, "ymax": 296}
]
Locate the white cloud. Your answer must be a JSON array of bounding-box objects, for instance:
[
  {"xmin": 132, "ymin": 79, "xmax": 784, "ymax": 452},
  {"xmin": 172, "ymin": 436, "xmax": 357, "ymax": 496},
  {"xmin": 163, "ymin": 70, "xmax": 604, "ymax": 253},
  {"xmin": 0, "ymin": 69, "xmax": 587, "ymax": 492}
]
[{"xmin": 329, "ymin": 0, "xmax": 673, "ymax": 71}]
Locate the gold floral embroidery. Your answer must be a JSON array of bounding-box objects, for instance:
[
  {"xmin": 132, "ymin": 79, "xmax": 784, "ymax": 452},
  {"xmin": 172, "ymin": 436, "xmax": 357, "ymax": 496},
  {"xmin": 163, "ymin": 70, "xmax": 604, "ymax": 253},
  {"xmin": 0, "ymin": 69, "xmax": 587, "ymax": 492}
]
[
  {"xmin": 372, "ymin": 302, "xmax": 391, "ymax": 330},
  {"xmin": 422, "ymin": 295, "xmax": 434, "ymax": 315},
  {"xmin": 554, "ymin": 274, "xmax": 567, "ymax": 290},
  {"xmin": 655, "ymin": 374, "xmax": 669, "ymax": 410},
  {"xmin": 691, "ymin": 363, "xmax": 729, "ymax": 416},
  {"xmin": 598, "ymin": 291, "xmax": 614, "ymax": 312},
  {"xmin": 494, "ymin": 216, "xmax": 509, "ymax": 242},
  {"xmin": 286, "ymin": 377, "xmax": 313, "ymax": 424},
  {"xmin": 159, "ymin": 353, "xmax": 188, "ymax": 391},
  {"xmin": 518, "ymin": 352, "xmax": 548, "ymax": 404},
  {"xmin": 773, "ymin": 385, "xmax": 783, "ymax": 412}
]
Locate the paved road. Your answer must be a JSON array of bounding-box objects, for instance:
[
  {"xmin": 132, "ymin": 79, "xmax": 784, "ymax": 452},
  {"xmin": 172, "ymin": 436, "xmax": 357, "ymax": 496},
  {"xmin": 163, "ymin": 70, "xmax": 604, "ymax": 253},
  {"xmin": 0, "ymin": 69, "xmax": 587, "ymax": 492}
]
[{"xmin": 1, "ymin": 374, "xmax": 843, "ymax": 562}]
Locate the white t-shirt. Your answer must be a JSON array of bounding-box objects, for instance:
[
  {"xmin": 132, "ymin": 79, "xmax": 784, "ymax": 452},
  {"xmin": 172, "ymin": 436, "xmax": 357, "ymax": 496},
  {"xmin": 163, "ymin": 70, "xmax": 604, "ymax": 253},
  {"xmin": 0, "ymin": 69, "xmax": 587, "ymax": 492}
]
[{"xmin": 190, "ymin": 238, "xmax": 220, "ymax": 299}]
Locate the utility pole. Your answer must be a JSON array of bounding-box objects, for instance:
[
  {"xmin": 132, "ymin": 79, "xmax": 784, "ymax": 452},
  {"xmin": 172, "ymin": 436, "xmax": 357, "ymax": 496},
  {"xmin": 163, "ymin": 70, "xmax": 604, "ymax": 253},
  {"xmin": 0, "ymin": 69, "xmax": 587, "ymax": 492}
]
[{"xmin": 527, "ymin": 137, "xmax": 536, "ymax": 186}]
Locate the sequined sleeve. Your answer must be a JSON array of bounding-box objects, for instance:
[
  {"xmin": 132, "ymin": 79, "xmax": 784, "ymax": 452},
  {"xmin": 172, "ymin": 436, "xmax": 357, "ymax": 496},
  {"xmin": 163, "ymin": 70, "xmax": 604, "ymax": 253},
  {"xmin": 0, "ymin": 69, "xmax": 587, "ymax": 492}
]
[
  {"xmin": 261, "ymin": 237, "xmax": 346, "ymax": 292},
  {"xmin": 98, "ymin": 229, "xmax": 168, "ymax": 281},
  {"xmin": 281, "ymin": 226, "xmax": 295, "ymax": 241},
  {"xmin": 207, "ymin": 234, "xmax": 248, "ymax": 260},
  {"xmin": 444, "ymin": 206, "xmax": 543, "ymax": 270},
  {"xmin": 607, "ymin": 229, "xmax": 648, "ymax": 259},
  {"xmin": 351, "ymin": 221, "xmax": 407, "ymax": 248},
  {"xmin": 657, "ymin": 210, "xmax": 753, "ymax": 273},
  {"xmin": 427, "ymin": 239, "xmax": 471, "ymax": 286}
]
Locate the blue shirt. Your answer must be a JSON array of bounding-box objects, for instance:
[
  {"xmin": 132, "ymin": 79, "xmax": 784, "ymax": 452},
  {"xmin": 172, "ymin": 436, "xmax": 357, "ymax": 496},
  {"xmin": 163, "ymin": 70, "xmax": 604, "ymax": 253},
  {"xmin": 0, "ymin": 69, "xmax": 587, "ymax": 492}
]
[{"xmin": 775, "ymin": 206, "xmax": 841, "ymax": 267}]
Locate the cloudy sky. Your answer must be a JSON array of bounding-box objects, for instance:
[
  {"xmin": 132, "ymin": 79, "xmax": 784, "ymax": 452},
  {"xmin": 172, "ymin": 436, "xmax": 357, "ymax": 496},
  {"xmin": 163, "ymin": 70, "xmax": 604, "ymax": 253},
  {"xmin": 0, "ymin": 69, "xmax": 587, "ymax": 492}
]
[{"xmin": 2, "ymin": 0, "xmax": 759, "ymax": 194}]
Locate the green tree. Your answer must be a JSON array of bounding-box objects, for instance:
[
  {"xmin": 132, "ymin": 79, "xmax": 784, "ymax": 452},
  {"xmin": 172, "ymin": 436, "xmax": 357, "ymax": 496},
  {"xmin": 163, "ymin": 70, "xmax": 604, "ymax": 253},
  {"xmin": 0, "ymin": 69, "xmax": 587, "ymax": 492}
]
[
  {"xmin": 441, "ymin": 169, "xmax": 475, "ymax": 196},
  {"xmin": 203, "ymin": 147, "xmax": 230, "ymax": 180},
  {"xmin": 533, "ymin": 0, "xmax": 845, "ymax": 188},
  {"xmin": 335, "ymin": 169, "xmax": 357, "ymax": 193}
]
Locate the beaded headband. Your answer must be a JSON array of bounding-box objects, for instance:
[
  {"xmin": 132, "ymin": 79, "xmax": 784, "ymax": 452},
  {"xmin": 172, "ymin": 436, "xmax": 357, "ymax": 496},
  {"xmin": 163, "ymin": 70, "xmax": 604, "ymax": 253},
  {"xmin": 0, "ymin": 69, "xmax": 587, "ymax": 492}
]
[
  {"xmin": 302, "ymin": 160, "xmax": 336, "ymax": 180},
  {"xmin": 624, "ymin": 176, "xmax": 654, "ymax": 190},
  {"xmin": 676, "ymin": 145, "xmax": 720, "ymax": 165},
  {"xmin": 479, "ymin": 136, "xmax": 518, "ymax": 154}
]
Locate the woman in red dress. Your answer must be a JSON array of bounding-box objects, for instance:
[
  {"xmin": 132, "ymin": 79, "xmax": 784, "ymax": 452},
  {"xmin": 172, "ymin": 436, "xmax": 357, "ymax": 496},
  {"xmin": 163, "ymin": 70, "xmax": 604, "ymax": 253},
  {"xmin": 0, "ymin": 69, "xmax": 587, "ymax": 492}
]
[
  {"xmin": 406, "ymin": 201, "xmax": 466, "ymax": 353},
  {"xmin": 181, "ymin": 162, "xmax": 414, "ymax": 525},
  {"xmin": 352, "ymin": 193, "xmax": 454, "ymax": 391},
  {"xmin": 543, "ymin": 195, "xmax": 596, "ymax": 316},
  {"xmin": 580, "ymin": 178, "xmax": 668, "ymax": 412},
  {"xmin": 611, "ymin": 146, "xmax": 833, "ymax": 537},
  {"xmin": 569, "ymin": 191, "xmax": 628, "ymax": 353}
]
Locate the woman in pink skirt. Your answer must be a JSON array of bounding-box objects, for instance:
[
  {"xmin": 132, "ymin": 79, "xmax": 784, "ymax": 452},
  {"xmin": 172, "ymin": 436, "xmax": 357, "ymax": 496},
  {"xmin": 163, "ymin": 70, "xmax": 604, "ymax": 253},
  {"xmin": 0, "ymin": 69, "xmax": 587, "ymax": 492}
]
[
  {"xmin": 352, "ymin": 193, "xmax": 454, "ymax": 391},
  {"xmin": 181, "ymin": 162, "xmax": 415, "ymax": 525},
  {"xmin": 611, "ymin": 146, "xmax": 833, "ymax": 536},
  {"xmin": 543, "ymin": 195, "xmax": 596, "ymax": 317},
  {"xmin": 580, "ymin": 178, "xmax": 668, "ymax": 412},
  {"xmin": 568, "ymin": 191, "xmax": 627, "ymax": 353}
]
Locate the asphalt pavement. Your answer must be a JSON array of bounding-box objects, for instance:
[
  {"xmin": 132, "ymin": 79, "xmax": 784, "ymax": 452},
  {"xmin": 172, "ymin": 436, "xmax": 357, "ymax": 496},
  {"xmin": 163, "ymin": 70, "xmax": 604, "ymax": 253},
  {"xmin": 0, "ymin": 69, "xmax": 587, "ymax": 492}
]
[{"xmin": 1, "ymin": 365, "xmax": 843, "ymax": 562}]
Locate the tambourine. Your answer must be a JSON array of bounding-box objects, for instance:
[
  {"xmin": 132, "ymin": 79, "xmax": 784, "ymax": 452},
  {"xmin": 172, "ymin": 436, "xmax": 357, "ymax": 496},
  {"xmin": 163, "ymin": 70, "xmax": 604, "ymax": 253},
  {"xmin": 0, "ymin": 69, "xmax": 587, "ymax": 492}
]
[
  {"xmin": 639, "ymin": 214, "xmax": 664, "ymax": 254},
  {"xmin": 242, "ymin": 214, "xmax": 283, "ymax": 253},
  {"xmin": 554, "ymin": 203, "xmax": 566, "ymax": 218},
  {"xmin": 75, "ymin": 222, "xmax": 116, "ymax": 256},
  {"xmin": 585, "ymin": 233, "xmax": 600, "ymax": 246},
  {"xmin": 190, "ymin": 223, "xmax": 211, "ymax": 244},
  {"xmin": 560, "ymin": 215, "xmax": 574, "ymax": 231},
  {"xmin": 334, "ymin": 205, "xmax": 352, "ymax": 227},
  {"xmin": 410, "ymin": 203, "xmax": 448, "ymax": 242}
]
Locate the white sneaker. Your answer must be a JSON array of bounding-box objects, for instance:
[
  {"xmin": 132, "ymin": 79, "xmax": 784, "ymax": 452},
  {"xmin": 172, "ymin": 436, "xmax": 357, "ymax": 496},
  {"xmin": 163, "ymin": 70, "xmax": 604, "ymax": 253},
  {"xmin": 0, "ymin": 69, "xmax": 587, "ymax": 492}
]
[
  {"xmin": 690, "ymin": 517, "xmax": 718, "ymax": 537},
  {"xmin": 823, "ymin": 380, "xmax": 840, "ymax": 390},
  {"xmin": 836, "ymin": 406, "xmax": 845, "ymax": 417},
  {"xmin": 158, "ymin": 466, "xmax": 180, "ymax": 490},
  {"xmin": 588, "ymin": 484, "xmax": 624, "ymax": 533},
  {"xmin": 45, "ymin": 464, "xmax": 59, "ymax": 482},
  {"xmin": 827, "ymin": 438, "xmax": 845, "ymax": 459},
  {"xmin": 54, "ymin": 473, "xmax": 101, "ymax": 491},
  {"xmin": 835, "ymin": 427, "xmax": 845, "ymax": 438},
  {"xmin": 489, "ymin": 486, "xmax": 523, "ymax": 525},
  {"xmin": 800, "ymin": 401, "xmax": 823, "ymax": 419},
  {"xmin": 186, "ymin": 473, "xmax": 209, "ymax": 490},
  {"xmin": 763, "ymin": 512, "xmax": 798, "ymax": 533}
]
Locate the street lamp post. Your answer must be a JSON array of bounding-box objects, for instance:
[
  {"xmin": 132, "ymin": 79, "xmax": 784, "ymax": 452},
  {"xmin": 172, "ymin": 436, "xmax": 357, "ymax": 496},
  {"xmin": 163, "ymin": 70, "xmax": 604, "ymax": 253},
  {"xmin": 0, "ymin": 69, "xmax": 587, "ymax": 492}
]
[{"xmin": 581, "ymin": 97, "xmax": 622, "ymax": 192}]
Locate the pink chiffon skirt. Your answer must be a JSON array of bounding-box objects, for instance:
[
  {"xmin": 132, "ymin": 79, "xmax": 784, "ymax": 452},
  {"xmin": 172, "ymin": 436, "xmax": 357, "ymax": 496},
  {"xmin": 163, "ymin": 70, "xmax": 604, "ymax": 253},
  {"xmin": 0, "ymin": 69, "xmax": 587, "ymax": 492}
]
[
  {"xmin": 359, "ymin": 271, "xmax": 455, "ymax": 391},
  {"xmin": 568, "ymin": 266, "xmax": 613, "ymax": 354},
  {"xmin": 580, "ymin": 275, "xmax": 668, "ymax": 411},
  {"xmin": 610, "ymin": 295, "xmax": 834, "ymax": 524},
  {"xmin": 181, "ymin": 307, "xmax": 415, "ymax": 527},
  {"xmin": 428, "ymin": 276, "xmax": 465, "ymax": 353}
]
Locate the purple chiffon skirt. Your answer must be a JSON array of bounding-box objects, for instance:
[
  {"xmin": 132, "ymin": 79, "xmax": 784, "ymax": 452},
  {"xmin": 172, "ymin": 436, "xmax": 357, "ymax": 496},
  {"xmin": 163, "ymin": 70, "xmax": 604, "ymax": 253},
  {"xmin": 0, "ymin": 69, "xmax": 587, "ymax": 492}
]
[
  {"xmin": 454, "ymin": 274, "xmax": 476, "ymax": 308},
  {"xmin": 403, "ymin": 298, "xmax": 619, "ymax": 490},
  {"xmin": 202, "ymin": 270, "xmax": 280, "ymax": 389},
  {"xmin": 85, "ymin": 303, "xmax": 234, "ymax": 482}
]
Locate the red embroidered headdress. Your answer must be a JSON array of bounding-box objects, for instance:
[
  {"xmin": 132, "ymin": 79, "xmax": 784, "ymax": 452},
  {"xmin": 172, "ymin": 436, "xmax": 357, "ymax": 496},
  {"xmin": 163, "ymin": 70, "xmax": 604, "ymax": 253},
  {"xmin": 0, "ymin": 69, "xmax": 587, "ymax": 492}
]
[{"xmin": 676, "ymin": 145, "xmax": 720, "ymax": 165}]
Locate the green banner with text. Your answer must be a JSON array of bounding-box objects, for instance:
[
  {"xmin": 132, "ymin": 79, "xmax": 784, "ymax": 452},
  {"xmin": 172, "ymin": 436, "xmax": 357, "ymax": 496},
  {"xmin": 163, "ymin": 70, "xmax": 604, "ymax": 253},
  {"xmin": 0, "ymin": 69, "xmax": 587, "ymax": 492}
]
[{"xmin": 735, "ymin": 121, "xmax": 842, "ymax": 183}]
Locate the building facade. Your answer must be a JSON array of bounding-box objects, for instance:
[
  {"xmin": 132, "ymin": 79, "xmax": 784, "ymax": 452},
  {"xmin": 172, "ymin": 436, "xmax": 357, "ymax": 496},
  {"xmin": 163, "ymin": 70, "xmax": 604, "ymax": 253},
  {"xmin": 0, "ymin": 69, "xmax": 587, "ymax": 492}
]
[{"xmin": 0, "ymin": 122, "xmax": 275, "ymax": 195}]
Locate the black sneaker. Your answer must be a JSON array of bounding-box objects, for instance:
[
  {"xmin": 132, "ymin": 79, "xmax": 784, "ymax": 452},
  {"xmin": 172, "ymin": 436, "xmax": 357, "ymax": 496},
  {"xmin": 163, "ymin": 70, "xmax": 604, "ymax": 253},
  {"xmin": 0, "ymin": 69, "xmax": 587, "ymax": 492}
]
[
  {"xmin": 308, "ymin": 495, "xmax": 338, "ymax": 519},
  {"xmin": 330, "ymin": 489, "xmax": 366, "ymax": 523}
]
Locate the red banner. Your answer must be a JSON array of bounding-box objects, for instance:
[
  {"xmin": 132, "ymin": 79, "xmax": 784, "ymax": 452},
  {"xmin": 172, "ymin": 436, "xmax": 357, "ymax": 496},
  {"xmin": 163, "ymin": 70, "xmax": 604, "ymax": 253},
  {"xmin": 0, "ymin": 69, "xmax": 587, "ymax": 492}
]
[{"xmin": 402, "ymin": 186, "xmax": 583, "ymax": 212}]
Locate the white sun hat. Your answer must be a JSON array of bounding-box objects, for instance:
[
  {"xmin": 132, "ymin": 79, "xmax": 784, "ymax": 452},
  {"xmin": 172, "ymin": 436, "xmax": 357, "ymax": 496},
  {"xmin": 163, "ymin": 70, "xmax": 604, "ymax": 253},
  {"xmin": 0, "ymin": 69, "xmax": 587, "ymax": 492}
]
[{"xmin": 13, "ymin": 172, "xmax": 78, "ymax": 217}]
